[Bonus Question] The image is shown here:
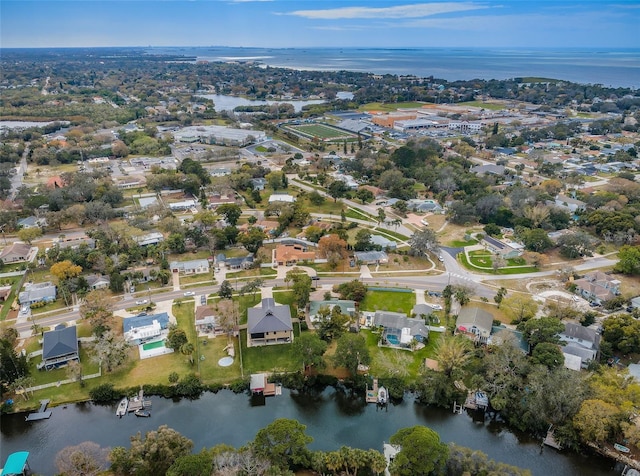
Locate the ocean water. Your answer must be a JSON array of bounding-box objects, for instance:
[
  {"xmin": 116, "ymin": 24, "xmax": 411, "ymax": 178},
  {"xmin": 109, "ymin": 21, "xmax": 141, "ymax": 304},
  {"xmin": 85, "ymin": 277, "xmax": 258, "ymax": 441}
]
[{"xmin": 153, "ymin": 46, "xmax": 640, "ymax": 89}]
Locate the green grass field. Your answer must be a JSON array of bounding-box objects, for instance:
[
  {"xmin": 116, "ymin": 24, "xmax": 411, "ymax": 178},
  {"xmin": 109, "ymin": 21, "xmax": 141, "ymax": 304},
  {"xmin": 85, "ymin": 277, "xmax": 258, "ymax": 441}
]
[
  {"xmin": 360, "ymin": 290, "xmax": 415, "ymax": 315},
  {"xmin": 286, "ymin": 123, "xmax": 356, "ymax": 141}
]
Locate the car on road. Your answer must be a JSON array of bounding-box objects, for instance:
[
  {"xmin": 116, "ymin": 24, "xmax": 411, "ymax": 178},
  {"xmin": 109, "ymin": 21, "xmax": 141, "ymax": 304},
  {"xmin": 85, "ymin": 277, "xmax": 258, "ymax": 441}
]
[
  {"xmin": 311, "ymin": 276, "xmax": 320, "ymax": 281},
  {"xmin": 438, "ymin": 255, "xmax": 444, "ymax": 262},
  {"xmin": 183, "ymin": 291, "xmax": 195, "ymax": 297},
  {"xmin": 135, "ymin": 299, "xmax": 148, "ymax": 305}
]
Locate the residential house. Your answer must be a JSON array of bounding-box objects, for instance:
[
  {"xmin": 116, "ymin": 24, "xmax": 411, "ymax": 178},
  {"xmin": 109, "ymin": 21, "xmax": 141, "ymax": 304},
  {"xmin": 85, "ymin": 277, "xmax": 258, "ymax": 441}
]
[
  {"xmin": 17, "ymin": 216, "xmax": 46, "ymax": 229},
  {"xmin": 273, "ymin": 244, "xmax": 316, "ymax": 266},
  {"xmin": 138, "ymin": 196, "xmax": 159, "ymax": 209},
  {"xmin": 554, "ymin": 194, "xmax": 586, "ymax": 214},
  {"xmin": 309, "ymin": 300, "xmax": 357, "ymax": 324},
  {"xmin": 560, "ymin": 322, "xmax": 601, "ymax": 369},
  {"xmin": 411, "ymin": 303, "xmax": 437, "ymax": 318},
  {"xmin": 239, "ymin": 220, "xmax": 280, "ymax": 236},
  {"xmin": 134, "ymin": 232, "xmax": 164, "ymax": 247},
  {"xmin": 373, "ymin": 311, "xmax": 429, "ymax": 347},
  {"xmin": 481, "ymin": 235, "xmax": 523, "ymax": 259},
  {"xmin": 406, "ymin": 199, "xmax": 444, "ymax": 214},
  {"xmin": 19, "ymin": 282, "xmax": 56, "ymax": 305},
  {"xmin": 488, "ymin": 326, "xmax": 530, "ymax": 353},
  {"xmin": 123, "ymin": 312, "xmax": 170, "ymax": 345},
  {"xmin": 54, "ymin": 233, "xmax": 96, "ymax": 250},
  {"xmin": 85, "ymin": 274, "xmax": 110, "ymax": 290},
  {"xmin": 247, "ymin": 298, "xmax": 293, "ymax": 347},
  {"xmin": 370, "ymin": 235, "xmax": 397, "ymax": 250},
  {"xmin": 169, "ymin": 199, "xmax": 197, "ymax": 211},
  {"xmin": 573, "ymin": 271, "xmax": 621, "ymax": 304},
  {"xmin": 195, "ymin": 306, "xmax": 225, "ymax": 335},
  {"xmin": 250, "ymin": 178, "xmax": 267, "ymax": 191},
  {"xmin": 208, "ymin": 193, "xmax": 239, "ymax": 209},
  {"xmin": 0, "ymin": 242, "xmax": 36, "ymax": 264},
  {"xmin": 38, "ymin": 325, "xmax": 79, "ymax": 370},
  {"xmin": 268, "ymin": 193, "xmax": 296, "ymax": 204},
  {"xmin": 218, "ymin": 254, "xmax": 254, "ymax": 270},
  {"xmin": 455, "ymin": 307, "xmax": 494, "ymax": 344},
  {"xmin": 170, "ymin": 259, "xmax": 210, "ymax": 275},
  {"xmin": 631, "ymin": 296, "xmax": 640, "ymax": 310},
  {"xmin": 354, "ymin": 250, "xmax": 389, "ymax": 265},
  {"xmin": 0, "ymin": 286, "xmax": 12, "ymax": 302}
]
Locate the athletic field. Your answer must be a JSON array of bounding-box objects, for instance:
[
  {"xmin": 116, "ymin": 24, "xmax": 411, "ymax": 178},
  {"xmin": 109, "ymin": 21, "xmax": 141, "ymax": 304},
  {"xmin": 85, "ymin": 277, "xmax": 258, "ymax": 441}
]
[{"xmin": 283, "ymin": 122, "xmax": 357, "ymax": 142}]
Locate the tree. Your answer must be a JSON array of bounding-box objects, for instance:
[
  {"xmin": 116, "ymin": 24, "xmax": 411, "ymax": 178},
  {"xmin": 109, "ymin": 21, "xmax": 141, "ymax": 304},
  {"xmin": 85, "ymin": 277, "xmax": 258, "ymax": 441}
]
[
  {"xmin": 166, "ymin": 326, "xmax": 188, "ymax": 351},
  {"xmin": 180, "ymin": 342, "xmax": 195, "ymax": 365},
  {"xmin": 92, "ymin": 331, "xmax": 129, "ymax": 372},
  {"xmin": 292, "ymin": 332, "xmax": 328, "ymax": 371},
  {"xmin": 408, "ymin": 228, "xmax": 439, "ymax": 257},
  {"xmin": 166, "ymin": 451, "xmax": 213, "ymax": 476},
  {"xmin": 327, "ymin": 180, "xmax": 349, "ymax": 202},
  {"xmin": 602, "ymin": 313, "xmax": 640, "ymax": 354},
  {"xmin": 521, "ymin": 228, "xmax": 553, "ymax": 252},
  {"xmin": 318, "ymin": 234, "xmax": 348, "ymax": 269},
  {"xmin": 530, "ymin": 342, "xmax": 564, "ymax": 368},
  {"xmin": 109, "ymin": 271, "xmax": 125, "ymax": 293},
  {"xmin": 0, "ymin": 335, "xmax": 29, "ymax": 386},
  {"xmin": 56, "ymin": 441, "xmax": 109, "ymax": 476},
  {"xmin": 494, "ymin": 287, "xmax": 507, "ymax": 307},
  {"xmin": 573, "ymin": 399, "xmax": 619, "ymax": 443},
  {"xmin": 434, "ymin": 336, "xmax": 472, "ymax": 378},
  {"xmin": 252, "ymin": 418, "xmax": 313, "ymax": 471},
  {"xmin": 353, "ymin": 229, "xmax": 373, "ymax": 251},
  {"xmin": 217, "ymin": 203, "xmax": 242, "ymax": 226},
  {"xmin": 239, "ymin": 227, "xmax": 266, "ymax": 254},
  {"xmin": 355, "ymin": 188, "xmax": 374, "ymax": 204},
  {"xmin": 377, "ymin": 207, "xmax": 386, "ymax": 225},
  {"xmin": 388, "ymin": 426, "xmax": 449, "ymax": 476},
  {"xmin": 109, "ymin": 425, "xmax": 193, "ymax": 476},
  {"xmin": 308, "ymin": 190, "xmax": 325, "ymax": 205},
  {"xmin": 213, "ymin": 298, "xmax": 239, "ymax": 337},
  {"xmin": 316, "ymin": 305, "xmax": 351, "ymax": 342},
  {"xmin": 452, "ymin": 284, "xmax": 473, "ymax": 307},
  {"xmin": 333, "ymin": 333, "xmax": 370, "ymax": 375},
  {"xmin": 285, "ymin": 269, "xmax": 312, "ymax": 309},
  {"xmin": 614, "ymin": 245, "xmax": 640, "ymax": 275},
  {"xmin": 17, "ymin": 227, "xmax": 42, "ymax": 244},
  {"xmin": 522, "ymin": 316, "xmax": 564, "ymax": 350},
  {"xmin": 50, "ymin": 259, "xmax": 82, "ymax": 282},
  {"xmin": 79, "ymin": 289, "xmax": 114, "ymax": 337},
  {"xmin": 333, "ymin": 280, "xmax": 368, "ymax": 302},
  {"xmin": 219, "ymin": 280, "xmax": 233, "ymax": 299},
  {"xmin": 557, "ymin": 231, "xmax": 596, "ymax": 259},
  {"xmin": 166, "ymin": 233, "xmax": 186, "ymax": 254},
  {"xmin": 501, "ymin": 294, "xmax": 538, "ymax": 324}
]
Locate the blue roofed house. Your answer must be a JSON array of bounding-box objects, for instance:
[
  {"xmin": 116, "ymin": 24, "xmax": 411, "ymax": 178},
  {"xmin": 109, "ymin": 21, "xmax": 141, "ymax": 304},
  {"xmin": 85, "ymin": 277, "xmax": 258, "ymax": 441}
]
[
  {"xmin": 19, "ymin": 282, "xmax": 56, "ymax": 305},
  {"xmin": 38, "ymin": 325, "xmax": 79, "ymax": 370},
  {"xmin": 247, "ymin": 298, "xmax": 293, "ymax": 347},
  {"xmin": 123, "ymin": 312, "xmax": 170, "ymax": 345}
]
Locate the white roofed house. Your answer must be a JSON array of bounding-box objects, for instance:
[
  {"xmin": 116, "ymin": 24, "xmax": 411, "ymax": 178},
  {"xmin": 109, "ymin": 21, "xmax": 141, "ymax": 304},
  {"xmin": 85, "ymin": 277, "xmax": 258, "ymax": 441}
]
[
  {"xmin": 554, "ymin": 194, "xmax": 586, "ymax": 213},
  {"xmin": 195, "ymin": 305, "xmax": 225, "ymax": 335},
  {"xmin": 170, "ymin": 259, "xmax": 210, "ymax": 275},
  {"xmin": 123, "ymin": 312, "xmax": 170, "ymax": 345},
  {"xmin": 268, "ymin": 193, "xmax": 296, "ymax": 204},
  {"xmin": 373, "ymin": 311, "xmax": 429, "ymax": 349}
]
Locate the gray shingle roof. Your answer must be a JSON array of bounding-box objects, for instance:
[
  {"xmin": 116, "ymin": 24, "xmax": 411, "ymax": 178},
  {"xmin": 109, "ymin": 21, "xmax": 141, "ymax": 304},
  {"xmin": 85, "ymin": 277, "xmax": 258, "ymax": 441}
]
[
  {"xmin": 248, "ymin": 298, "xmax": 292, "ymax": 334},
  {"xmin": 123, "ymin": 312, "xmax": 170, "ymax": 333},
  {"xmin": 43, "ymin": 325, "xmax": 78, "ymax": 360}
]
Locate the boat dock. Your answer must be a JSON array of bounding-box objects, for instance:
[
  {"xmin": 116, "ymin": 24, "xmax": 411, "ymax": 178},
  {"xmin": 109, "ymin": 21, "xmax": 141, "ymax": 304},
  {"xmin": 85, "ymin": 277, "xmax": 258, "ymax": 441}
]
[
  {"xmin": 366, "ymin": 379, "xmax": 379, "ymax": 403},
  {"xmin": 127, "ymin": 389, "xmax": 152, "ymax": 413},
  {"xmin": 25, "ymin": 399, "xmax": 52, "ymax": 421},
  {"xmin": 542, "ymin": 425, "xmax": 562, "ymax": 450},
  {"xmin": 464, "ymin": 390, "xmax": 489, "ymax": 411}
]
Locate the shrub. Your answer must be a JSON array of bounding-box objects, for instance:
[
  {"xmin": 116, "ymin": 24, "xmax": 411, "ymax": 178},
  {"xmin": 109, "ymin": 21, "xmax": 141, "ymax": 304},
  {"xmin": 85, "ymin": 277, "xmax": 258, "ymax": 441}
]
[{"xmin": 89, "ymin": 383, "xmax": 121, "ymax": 403}]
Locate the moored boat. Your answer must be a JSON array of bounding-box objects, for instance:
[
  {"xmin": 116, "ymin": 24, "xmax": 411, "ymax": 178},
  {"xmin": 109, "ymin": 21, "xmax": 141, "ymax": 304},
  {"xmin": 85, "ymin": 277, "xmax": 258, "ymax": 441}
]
[
  {"xmin": 134, "ymin": 409, "xmax": 151, "ymax": 418},
  {"xmin": 116, "ymin": 398, "xmax": 128, "ymax": 418},
  {"xmin": 614, "ymin": 443, "xmax": 630, "ymax": 453}
]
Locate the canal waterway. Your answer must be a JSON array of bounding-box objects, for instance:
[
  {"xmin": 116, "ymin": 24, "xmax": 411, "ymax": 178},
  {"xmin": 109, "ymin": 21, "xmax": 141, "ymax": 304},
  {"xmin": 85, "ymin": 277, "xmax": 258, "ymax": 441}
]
[{"xmin": 1, "ymin": 388, "xmax": 619, "ymax": 476}]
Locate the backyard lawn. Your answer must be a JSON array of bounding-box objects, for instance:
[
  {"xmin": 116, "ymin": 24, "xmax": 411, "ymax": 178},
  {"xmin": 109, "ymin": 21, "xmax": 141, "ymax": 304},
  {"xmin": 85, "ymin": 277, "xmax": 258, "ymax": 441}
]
[
  {"xmin": 360, "ymin": 290, "xmax": 415, "ymax": 314},
  {"xmin": 239, "ymin": 329, "xmax": 301, "ymax": 374}
]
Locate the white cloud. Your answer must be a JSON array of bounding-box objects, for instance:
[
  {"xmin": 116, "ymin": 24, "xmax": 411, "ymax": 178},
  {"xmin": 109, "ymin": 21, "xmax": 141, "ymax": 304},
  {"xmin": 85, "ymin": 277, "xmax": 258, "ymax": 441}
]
[{"xmin": 286, "ymin": 2, "xmax": 487, "ymax": 20}]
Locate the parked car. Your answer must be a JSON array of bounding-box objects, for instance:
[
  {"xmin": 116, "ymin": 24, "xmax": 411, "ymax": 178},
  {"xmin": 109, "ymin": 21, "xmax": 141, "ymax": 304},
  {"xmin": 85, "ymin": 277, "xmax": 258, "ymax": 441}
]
[
  {"xmin": 135, "ymin": 299, "xmax": 148, "ymax": 305},
  {"xmin": 430, "ymin": 304, "xmax": 443, "ymax": 310},
  {"xmin": 183, "ymin": 291, "xmax": 195, "ymax": 297}
]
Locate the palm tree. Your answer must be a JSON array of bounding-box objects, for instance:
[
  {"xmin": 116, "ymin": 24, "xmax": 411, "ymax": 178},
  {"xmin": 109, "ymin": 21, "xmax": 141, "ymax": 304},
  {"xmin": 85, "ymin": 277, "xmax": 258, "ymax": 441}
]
[
  {"xmin": 434, "ymin": 336, "xmax": 472, "ymax": 379},
  {"xmin": 180, "ymin": 342, "xmax": 195, "ymax": 365}
]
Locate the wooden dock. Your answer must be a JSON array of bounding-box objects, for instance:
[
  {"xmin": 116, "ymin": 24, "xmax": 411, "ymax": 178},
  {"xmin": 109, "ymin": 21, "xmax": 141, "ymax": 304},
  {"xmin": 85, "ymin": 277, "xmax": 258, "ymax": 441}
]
[
  {"xmin": 366, "ymin": 379, "xmax": 379, "ymax": 403},
  {"xmin": 25, "ymin": 399, "xmax": 52, "ymax": 421},
  {"xmin": 128, "ymin": 389, "xmax": 152, "ymax": 412},
  {"xmin": 542, "ymin": 425, "xmax": 562, "ymax": 450}
]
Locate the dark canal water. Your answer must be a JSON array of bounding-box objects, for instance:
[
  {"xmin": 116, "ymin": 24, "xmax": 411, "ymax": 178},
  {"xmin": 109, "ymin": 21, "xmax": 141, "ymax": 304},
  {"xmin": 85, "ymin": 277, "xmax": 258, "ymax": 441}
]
[{"xmin": 1, "ymin": 388, "xmax": 621, "ymax": 476}]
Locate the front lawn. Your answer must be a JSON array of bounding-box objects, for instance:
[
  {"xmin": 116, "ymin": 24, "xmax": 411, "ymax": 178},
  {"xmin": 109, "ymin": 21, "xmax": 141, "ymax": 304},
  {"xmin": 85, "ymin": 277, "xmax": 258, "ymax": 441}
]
[{"xmin": 360, "ymin": 290, "xmax": 415, "ymax": 314}]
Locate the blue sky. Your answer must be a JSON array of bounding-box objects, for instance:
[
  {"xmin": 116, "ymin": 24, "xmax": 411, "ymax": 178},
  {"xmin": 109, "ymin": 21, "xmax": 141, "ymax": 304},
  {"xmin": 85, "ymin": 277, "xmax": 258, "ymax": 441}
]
[{"xmin": 1, "ymin": 1, "xmax": 639, "ymax": 48}]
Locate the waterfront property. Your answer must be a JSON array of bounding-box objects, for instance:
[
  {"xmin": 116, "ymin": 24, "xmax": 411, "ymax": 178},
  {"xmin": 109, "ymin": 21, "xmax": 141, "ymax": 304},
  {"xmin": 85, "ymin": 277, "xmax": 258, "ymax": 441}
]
[
  {"xmin": 250, "ymin": 373, "xmax": 278, "ymax": 396},
  {"xmin": 247, "ymin": 298, "xmax": 293, "ymax": 347},
  {"xmin": 455, "ymin": 307, "xmax": 494, "ymax": 344},
  {"xmin": 195, "ymin": 305, "xmax": 225, "ymax": 336},
  {"xmin": 123, "ymin": 312, "xmax": 170, "ymax": 345},
  {"xmin": 560, "ymin": 322, "xmax": 601, "ymax": 369},
  {"xmin": 1, "ymin": 451, "xmax": 31, "ymax": 476},
  {"xmin": 373, "ymin": 311, "xmax": 429, "ymax": 349},
  {"xmin": 38, "ymin": 325, "xmax": 78, "ymax": 371}
]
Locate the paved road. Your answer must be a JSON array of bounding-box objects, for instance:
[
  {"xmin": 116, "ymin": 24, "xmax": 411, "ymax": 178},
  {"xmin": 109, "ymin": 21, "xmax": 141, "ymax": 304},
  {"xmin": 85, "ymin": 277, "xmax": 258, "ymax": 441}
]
[{"xmin": 9, "ymin": 145, "xmax": 29, "ymax": 200}]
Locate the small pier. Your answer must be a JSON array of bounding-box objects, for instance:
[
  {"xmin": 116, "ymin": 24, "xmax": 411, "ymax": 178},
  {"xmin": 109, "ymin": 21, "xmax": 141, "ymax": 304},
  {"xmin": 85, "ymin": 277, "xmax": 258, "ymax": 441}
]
[
  {"xmin": 25, "ymin": 399, "xmax": 52, "ymax": 421},
  {"xmin": 464, "ymin": 390, "xmax": 489, "ymax": 411},
  {"xmin": 127, "ymin": 389, "xmax": 152, "ymax": 413},
  {"xmin": 366, "ymin": 379, "xmax": 379, "ymax": 404},
  {"xmin": 542, "ymin": 425, "xmax": 562, "ymax": 450}
]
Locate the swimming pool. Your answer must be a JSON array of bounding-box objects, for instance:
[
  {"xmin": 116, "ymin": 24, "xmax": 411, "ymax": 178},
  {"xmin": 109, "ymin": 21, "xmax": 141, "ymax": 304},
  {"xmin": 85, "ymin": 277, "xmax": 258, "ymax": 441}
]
[
  {"xmin": 386, "ymin": 335, "xmax": 400, "ymax": 345},
  {"xmin": 142, "ymin": 340, "xmax": 165, "ymax": 351}
]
